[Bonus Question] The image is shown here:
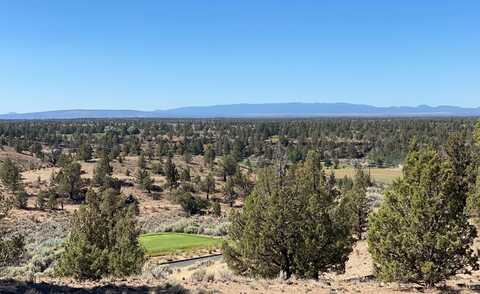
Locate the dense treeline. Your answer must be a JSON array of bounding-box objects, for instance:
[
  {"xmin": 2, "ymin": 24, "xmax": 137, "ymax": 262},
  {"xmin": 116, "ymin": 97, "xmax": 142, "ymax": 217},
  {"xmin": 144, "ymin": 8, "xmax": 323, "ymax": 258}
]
[{"xmin": 0, "ymin": 118, "xmax": 477, "ymax": 166}]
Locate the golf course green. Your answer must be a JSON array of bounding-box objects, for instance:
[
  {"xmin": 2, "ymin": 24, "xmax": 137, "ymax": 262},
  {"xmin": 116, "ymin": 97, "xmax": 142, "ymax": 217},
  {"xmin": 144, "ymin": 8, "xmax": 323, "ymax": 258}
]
[{"xmin": 139, "ymin": 232, "xmax": 223, "ymax": 256}]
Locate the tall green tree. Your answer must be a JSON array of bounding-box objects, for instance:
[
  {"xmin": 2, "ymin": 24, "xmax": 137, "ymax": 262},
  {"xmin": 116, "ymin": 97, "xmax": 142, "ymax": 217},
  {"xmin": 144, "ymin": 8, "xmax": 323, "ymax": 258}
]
[
  {"xmin": 93, "ymin": 154, "xmax": 113, "ymax": 186},
  {"xmin": 204, "ymin": 144, "xmax": 216, "ymax": 167},
  {"xmin": 467, "ymin": 121, "xmax": 480, "ymax": 217},
  {"xmin": 57, "ymin": 189, "xmax": 144, "ymax": 279},
  {"xmin": 164, "ymin": 157, "xmax": 178, "ymax": 189},
  {"xmin": 224, "ymin": 151, "xmax": 353, "ymax": 279},
  {"xmin": 220, "ymin": 154, "xmax": 237, "ymax": 181},
  {"xmin": 136, "ymin": 168, "xmax": 154, "ymax": 193},
  {"xmin": 201, "ymin": 173, "xmax": 215, "ymax": 200},
  {"xmin": 343, "ymin": 166, "xmax": 371, "ymax": 239},
  {"xmin": 0, "ymin": 192, "xmax": 25, "ymax": 266},
  {"xmin": 55, "ymin": 162, "xmax": 83, "ymax": 200},
  {"xmin": 367, "ymin": 142, "xmax": 478, "ymax": 287},
  {"xmin": 77, "ymin": 143, "xmax": 93, "ymax": 162},
  {"xmin": 0, "ymin": 159, "xmax": 23, "ymax": 193}
]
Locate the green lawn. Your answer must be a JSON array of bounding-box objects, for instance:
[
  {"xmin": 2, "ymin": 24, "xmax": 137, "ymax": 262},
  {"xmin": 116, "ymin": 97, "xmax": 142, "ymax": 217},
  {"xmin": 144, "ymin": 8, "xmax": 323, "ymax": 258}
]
[
  {"xmin": 329, "ymin": 167, "xmax": 402, "ymax": 185},
  {"xmin": 139, "ymin": 232, "xmax": 223, "ymax": 256}
]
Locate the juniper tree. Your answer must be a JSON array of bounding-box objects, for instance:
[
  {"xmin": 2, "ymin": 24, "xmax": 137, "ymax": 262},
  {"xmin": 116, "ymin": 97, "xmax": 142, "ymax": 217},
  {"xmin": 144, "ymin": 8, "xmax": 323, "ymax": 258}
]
[
  {"xmin": 367, "ymin": 141, "xmax": 478, "ymax": 286},
  {"xmin": 93, "ymin": 153, "xmax": 113, "ymax": 186},
  {"xmin": 136, "ymin": 168, "xmax": 154, "ymax": 193},
  {"xmin": 467, "ymin": 121, "xmax": 480, "ymax": 217},
  {"xmin": 164, "ymin": 157, "xmax": 178, "ymax": 189},
  {"xmin": 343, "ymin": 166, "xmax": 371, "ymax": 239},
  {"xmin": 173, "ymin": 190, "xmax": 210, "ymax": 215},
  {"xmin": 137, "ymin": 153, "xmax": 147, "ymax": 170},
  {"xmin": 57, "ymin": 189, "xmax": 144, "ymax": 279},
  {"xmin": 0, "ymin": 192, "xmax": 25, "ymax": 266},
  {"xmin": 204, "ymin": 144, "xmax": 215, "ymax": 167},
  {"xmin": 0, "ymin": 159, "xmax": 23, "ymax": 193},
  {"xmin": 220, "ymin": 154, "xmax": 237, "ymax": 181},
  {"xmin": 224, "ymin": 151, "xmax": 353, "ymax": 279},
  {"xmin": 47, "ymin": 191, "xmax": 58, "ymax": 210},
  {"xmin": 15, "ymin": 190, "xmax": 28, "ymax": 209},
  {"xmin": 77, "ymin": 143, "xmax": 93, "ymax": 162},
  {"xmin": 201, "ymin": 173, "xmax": 215, "ymax": 200},
  {"xmin": 224, "ymin": 177, "xmax": 236, "ymax": 207},
  {"xmin": 36, "ymin": 190, "xmax": 46, "ymax": 210},
  {"xmin": 55, "ymin": 161, "xmax": 83, "ymax": 200}
]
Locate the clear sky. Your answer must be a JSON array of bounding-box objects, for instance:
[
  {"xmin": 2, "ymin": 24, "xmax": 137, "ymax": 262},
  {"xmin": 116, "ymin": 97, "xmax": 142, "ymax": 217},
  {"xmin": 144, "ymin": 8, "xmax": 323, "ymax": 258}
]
[{"xmin": 1, "ymin": 1, "xmax": 479, "ymax": 113}]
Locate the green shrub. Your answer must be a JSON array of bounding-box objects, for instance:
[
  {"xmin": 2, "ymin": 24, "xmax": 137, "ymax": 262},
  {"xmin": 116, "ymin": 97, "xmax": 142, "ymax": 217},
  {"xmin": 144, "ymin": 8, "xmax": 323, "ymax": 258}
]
[{"xmin": 15, "ymin": 191, "xmax": 28, "ymax": 209}]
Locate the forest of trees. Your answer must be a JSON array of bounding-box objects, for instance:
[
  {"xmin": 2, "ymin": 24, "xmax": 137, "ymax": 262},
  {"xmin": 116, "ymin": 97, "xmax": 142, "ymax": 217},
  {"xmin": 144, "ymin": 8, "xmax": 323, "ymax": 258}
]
[
  {"xmin": 0, "ymin": 118, "xmax": 480, "ymax": 286},
  {"xmin": 0, "ymin": 118, "xmax": 476, "ymax": 168}
]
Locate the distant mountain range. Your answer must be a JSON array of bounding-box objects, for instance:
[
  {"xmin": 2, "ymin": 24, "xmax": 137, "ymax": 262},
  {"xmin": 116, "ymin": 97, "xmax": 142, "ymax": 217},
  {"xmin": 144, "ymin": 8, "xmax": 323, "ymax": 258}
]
[{"xmin": 1, "ymin": 103, "xmax": 480, "ymax": 119}]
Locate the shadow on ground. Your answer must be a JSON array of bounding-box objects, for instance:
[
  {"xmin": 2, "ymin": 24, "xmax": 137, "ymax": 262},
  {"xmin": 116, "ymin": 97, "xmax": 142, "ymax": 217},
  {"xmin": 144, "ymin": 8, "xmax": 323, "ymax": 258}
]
[{"xmin": 0, "ymin": 279, "xmax": 189, "ymax": 294}]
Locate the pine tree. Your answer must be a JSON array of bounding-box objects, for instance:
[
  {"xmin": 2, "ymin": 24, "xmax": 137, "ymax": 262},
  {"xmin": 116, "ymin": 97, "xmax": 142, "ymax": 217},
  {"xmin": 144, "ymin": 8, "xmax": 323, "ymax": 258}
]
[{"xmin": 367, "ymin": 143, "xmax": 478, "ymax": 286}]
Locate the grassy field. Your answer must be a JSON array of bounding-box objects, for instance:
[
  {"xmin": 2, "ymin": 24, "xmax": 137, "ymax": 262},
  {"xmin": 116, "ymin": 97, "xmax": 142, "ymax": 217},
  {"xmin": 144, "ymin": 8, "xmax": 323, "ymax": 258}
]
[
  {"xmin": 329, "ymin": 167, "xmax": 402, "ymax": 185},
  {"xmin": 139, "ymin": 232, "xmax": 223, "ymax": 256}
]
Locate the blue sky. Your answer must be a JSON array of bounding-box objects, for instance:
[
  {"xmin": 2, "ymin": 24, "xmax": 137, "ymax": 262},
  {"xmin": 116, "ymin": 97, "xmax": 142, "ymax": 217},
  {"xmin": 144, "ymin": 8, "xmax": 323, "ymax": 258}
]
[{"xmin": 1, "ymin": 1, "xmax": 479, "ymax": 113}]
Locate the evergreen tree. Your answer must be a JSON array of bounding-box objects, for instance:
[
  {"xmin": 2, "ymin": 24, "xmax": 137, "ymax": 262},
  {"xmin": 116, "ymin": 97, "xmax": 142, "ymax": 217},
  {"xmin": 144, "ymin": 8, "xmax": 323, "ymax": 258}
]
[
  {"xmin": 57, "ymin": 189, "xmax": 144, "ymax": 279},
  {"xmin": 201, "ymin": 173, "xmax": 215, "ymax": 200},
  {"xmin": 220, "ymin": 154, "xmax": 237, "ymax": 181},
  {"xmin": 172, "ymin": 190, "xmax": 210, "ymax": 215},
  {"xmin": 78, "ymin": 143, "xmax": 93, "ymax": 162},
  {"xmin": 36, "ymin": 190, "xmax": 46, "ymax": 210},
  {"xmin": 55, "ymin": 161, "xmax": 83, "ymax": 200},
  {"xmin": 93, "ymin": 154, "xmax": 113, "ymax": 186},
  {"xmin": 224, "ymin": 177, "xmax": 236, "ymax": 207},
  {"xmin": 204, "ymin": 144, "xmax": 216, "ymax": 167},
  {"xmin": 224, "ymin": 151, "xmax": 353, "ymax": 279},
  {"xmin": 212, "ymin": 201, "xmax": 221, "ymax": 217},
  {"xmin": 15, "ymin": 190, "xmax": 28, "ymax": 209},
  {"xmin": 367, "ymin": 143, "xmax": 478, "ymax": 286},
  {"xmin": 0, "ymin": 159, "xmax": 23, "ymax": 193},
  {"xmin": 47, "ymin": 191, "xmax": 58, "ymax": 210},
  {"xmin": 136, "ymin": 168, "xmax": 154, "ymax": 193},
  {"xmin": 137, "ymin": 153, "xmax": 147, "ymax": 170},
  {"xmin": 164, "ymin": 157, "xmax": 178, "ymax": 189},
  {"xmin": 0, "ymin": 192, "xmax": 25, "ymax": 266},
  {"xmin": 343, "ymin": 166, "xmax": 371, "ymax": 239}
]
